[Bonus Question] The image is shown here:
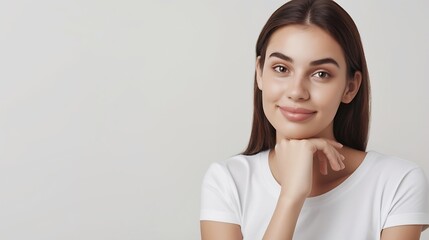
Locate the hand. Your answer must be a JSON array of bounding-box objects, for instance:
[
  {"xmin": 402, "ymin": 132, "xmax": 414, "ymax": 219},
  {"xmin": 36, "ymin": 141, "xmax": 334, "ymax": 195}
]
[{"xmin": 274, "ymin": 138, "xmax": 345, "ymax": 199}]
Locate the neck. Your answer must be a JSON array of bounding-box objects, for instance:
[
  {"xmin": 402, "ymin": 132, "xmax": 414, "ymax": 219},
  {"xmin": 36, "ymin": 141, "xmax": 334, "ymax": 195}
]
[
  {"xmin": 268, "ymin": 138, "xmax": 365, "ymax": 197},
  {"xmin": 309, "ymin": 146, "xmax": 366, "ymax": 196}
]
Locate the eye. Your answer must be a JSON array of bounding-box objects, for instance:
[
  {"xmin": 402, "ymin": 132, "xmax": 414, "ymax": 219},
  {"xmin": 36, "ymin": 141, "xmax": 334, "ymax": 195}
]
[
  {"xmin": 273, "ymin": 65, "xmax": 288, "ymax": 73},
  {"xmin": 312, "ymin": 71, "xmax": 330, "ymax": 79}
]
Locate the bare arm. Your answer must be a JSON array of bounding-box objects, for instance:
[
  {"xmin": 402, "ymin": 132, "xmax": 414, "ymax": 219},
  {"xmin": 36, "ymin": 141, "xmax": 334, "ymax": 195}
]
[
  {"xmin": 262, "ymin": 193, "xmax": 305, "ymax": 239},
  {"xmin": 200, "ymin": 221, "xmax": 242, "ymax": 240},
  {"xmin": 381, "ymin": 225, "xmax": 422, "ymax": 240},
  {"xmin": 263, "ymin": 139, "xmax": 345, "ymax": 239}
]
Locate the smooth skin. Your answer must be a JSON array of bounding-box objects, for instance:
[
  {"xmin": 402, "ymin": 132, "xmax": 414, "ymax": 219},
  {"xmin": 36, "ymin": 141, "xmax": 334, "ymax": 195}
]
[{"xmin": 201, "ymin": 24, "xmax": 423, "ymax": 239}]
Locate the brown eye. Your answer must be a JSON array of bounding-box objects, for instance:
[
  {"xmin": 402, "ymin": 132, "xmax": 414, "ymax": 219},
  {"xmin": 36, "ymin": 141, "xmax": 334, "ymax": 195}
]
[
  {"xmin": 313, "ymin": 71, "xmax": 330, "ymax": 79},
  {"xmin": 273, "ymin": 65, "xmax": 288, "ymax": 73}
]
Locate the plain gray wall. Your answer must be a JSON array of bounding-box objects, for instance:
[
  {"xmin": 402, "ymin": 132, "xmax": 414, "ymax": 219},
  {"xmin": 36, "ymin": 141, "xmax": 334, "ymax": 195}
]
[{"xmin": 0, "ymin": 0, "xmax": 428, "ymax": 239}]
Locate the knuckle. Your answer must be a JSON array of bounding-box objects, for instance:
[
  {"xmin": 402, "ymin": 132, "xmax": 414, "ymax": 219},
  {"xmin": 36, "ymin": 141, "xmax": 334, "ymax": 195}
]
[{"xmin": 322, "ymin": 140, "xmax": 329, "ymax": 147}]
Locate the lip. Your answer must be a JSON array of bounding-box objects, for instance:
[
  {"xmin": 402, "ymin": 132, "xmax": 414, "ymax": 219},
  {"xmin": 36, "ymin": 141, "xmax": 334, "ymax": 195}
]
[{"xmin": 278, "ymin": 106, "xmax": 316, "ymax": 122}]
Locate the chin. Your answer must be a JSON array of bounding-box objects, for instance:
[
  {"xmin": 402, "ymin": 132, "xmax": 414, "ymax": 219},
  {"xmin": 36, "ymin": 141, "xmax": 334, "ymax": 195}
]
[
  {"xmin": 276, "ymin": 124, "xmax": 332, "ymax": 140},
  {"xmin": 278, "ymin": 130, "xmax": 315, "ymax": 140}
]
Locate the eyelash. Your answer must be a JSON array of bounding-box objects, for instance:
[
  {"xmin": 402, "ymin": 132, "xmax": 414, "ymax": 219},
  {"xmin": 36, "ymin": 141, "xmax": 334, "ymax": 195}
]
[
  {"xmin": 312, "ymin": 71, "xmax": 331, "ymax": 79},
  {"xmin": 273, "ymin": 65, "xmax": 331, "ymax": 79},
  {"xmin": 273, "ymin": 65, "xmax": 289, "ymax": 73}
]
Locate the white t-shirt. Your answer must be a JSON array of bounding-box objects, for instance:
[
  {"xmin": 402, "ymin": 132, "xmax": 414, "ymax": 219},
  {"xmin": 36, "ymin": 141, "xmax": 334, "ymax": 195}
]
[{"xmin": 200, "ymin": 150, "xmax": 429, "ymax": 240}]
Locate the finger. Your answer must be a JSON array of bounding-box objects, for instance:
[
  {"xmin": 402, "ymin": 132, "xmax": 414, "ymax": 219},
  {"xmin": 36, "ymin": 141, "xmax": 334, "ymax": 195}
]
[
  {"xmin": 328, "ymin": 148, "xmax": 343, "ymax": 171},
  {"xmin": 325, "ymin": 139, "xmax": 343, "ymax": 149},
  {"xmin": 339, "ymin": 154, "xmax": 345, "ymax": 168},
  {"xmin": 310, "ymin": 139, "xmax": 345, "ymax": 171},
  {"xmin": 323, "ymin": 140, "xmax": 345, "ymax": 170},
  {"xmin": 321, "ymin": 143, "xmax": 343, "ymax": 171},
  {"xmin": 316, "ymin": 151, "xmax": 328, "ymax": 175},
  {"xmin": 329, "ymin": 142, "xmax": 345, "ymax": 169}
]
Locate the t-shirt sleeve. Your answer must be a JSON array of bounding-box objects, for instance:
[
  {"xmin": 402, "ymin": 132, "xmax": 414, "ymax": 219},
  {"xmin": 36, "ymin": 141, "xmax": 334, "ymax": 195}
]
[
  {"xmin": 200, "ymin": 162, "xmax": 241, "ymax": 225},
  {"xmin": 383, "ymin": 167, "xmax": 429, "ymax": 231}
]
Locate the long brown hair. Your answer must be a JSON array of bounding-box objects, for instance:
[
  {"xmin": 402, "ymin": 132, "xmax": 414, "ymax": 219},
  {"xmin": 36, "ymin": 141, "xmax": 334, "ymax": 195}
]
[{"xmin": 243, "ymin": 0, "xmax": 370, "ymax": 155}]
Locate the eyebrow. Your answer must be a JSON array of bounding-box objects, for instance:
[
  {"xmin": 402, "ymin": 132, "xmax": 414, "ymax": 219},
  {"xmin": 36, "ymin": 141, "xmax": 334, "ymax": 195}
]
[{"xmin": 269, "ymin": 52, "xmax": 340, "ymax": 68}]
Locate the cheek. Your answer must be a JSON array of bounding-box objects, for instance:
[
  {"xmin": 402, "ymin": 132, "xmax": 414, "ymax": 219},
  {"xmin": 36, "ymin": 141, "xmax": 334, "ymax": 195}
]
[
  {"xmin": 311, "ymin": 86, "xmax": 344, "ymax": 114},
  {"xmin": 260, "ymin": 78, "xmax": 283, "ymax": 123},
  {"xmin": 261, "ymin": 76, "xmax": 284, "ymax": 102},
  {"xmin": 262, "ymin": 79, "xmax": 284, "ymax": 128},
  {"xmin": 261, "ymin": 83, "xmax": 283, "ymax": 121}
]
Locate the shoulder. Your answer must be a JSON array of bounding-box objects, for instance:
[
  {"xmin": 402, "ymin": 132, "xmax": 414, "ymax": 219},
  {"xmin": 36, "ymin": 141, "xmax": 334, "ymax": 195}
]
[
  {"xmin": 201, "ymin": 150, "xmax": 271, "ymax": 197},
  {"xmin": 365, "ymin": 151, "xmax": 423, "ymax": 176},
  {"xmin": 204, "ymin": 150, "xmax": 268, "ymax": 180},
  {"xmin": 363, "ymin": 151, "xmax": 428, "ymax": 198},
  {"xmin": 200, "ymin": 151, "xmax": 270, "ymax": 224},
  {"xmin": 350, "ymin": 151, "xmax": 429, "ymax": 201},
  {"xmin": 365, "ymin": 152, "xmax": 429, "ymax": 230}
]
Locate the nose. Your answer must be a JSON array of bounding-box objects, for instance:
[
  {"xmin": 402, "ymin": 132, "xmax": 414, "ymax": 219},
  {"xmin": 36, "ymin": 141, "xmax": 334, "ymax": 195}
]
[{"xmin": 286, "ymin": 75, "xmax": 309, "ymax": 101}]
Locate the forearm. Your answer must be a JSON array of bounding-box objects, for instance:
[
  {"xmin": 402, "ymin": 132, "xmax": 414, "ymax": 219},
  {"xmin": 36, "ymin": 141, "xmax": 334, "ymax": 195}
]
[{"xmin": 263, "ymin": 192, "xmax": 305, "ymax": 240}]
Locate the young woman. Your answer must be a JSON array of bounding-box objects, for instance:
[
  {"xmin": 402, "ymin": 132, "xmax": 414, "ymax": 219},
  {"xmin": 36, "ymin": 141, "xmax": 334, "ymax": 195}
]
[{"xmin": 200, "ymin": 0, "xmax": 429, "ymax": 239}]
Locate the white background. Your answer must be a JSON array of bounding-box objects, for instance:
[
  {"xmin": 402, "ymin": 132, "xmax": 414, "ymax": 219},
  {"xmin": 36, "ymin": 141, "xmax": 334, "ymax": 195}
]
[{"xmin": 0, "ymin": 0, "xmax": 428, "ymax": 239}]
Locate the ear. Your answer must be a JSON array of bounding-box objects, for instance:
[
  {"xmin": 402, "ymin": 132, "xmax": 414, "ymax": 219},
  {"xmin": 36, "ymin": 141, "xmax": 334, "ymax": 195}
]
[
  {"xmin": 342, "ymin": 71, "xmax": 362, "ymax": 104},
  {"xmin": 256, "ymin": 56, "xmax": 263, "ymax": 91}
]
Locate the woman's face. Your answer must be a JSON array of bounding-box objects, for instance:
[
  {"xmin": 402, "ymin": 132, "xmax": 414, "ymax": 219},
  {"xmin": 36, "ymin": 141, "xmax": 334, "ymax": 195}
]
[{"xmin": 256, "ymin": 24, "xmax": 355, "ymax": 140}]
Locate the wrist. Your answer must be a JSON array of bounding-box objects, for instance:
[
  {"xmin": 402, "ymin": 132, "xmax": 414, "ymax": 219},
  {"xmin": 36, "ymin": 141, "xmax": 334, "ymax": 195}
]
[{"xmin": 279, "ymin": 189, "xmax": 307, "ymax": 205}]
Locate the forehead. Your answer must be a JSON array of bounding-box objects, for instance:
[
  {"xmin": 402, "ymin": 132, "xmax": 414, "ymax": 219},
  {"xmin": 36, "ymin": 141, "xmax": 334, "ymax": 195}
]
[{"xmin": 266, "ymin": 24, "xmax": 346, "ymax": 67}]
